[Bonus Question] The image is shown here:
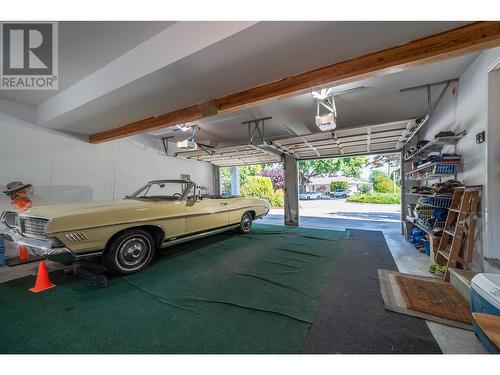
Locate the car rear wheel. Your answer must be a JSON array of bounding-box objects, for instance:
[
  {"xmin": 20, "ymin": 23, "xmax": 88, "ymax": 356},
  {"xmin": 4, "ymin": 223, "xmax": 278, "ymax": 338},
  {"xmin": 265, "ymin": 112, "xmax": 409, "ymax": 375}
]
[
  {"xmin": 104, "ymin": 229, "xmax": 155, "ymax": 275},
  {"xmin": 237, "ymin": 212, "xmax": 253, "ymax": 234}
]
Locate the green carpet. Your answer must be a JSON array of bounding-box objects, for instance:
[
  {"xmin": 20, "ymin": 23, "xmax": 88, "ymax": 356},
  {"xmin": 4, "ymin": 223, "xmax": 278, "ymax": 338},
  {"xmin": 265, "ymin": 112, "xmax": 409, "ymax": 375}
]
[{"xmin": 0, "ymin": 224, "xmax": 348, "ymax": 353}]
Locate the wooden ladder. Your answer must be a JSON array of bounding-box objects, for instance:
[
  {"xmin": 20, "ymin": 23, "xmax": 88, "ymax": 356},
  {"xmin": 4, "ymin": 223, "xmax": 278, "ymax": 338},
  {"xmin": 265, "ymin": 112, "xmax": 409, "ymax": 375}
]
[{"xmin": 435, "ymin": 186, "xmax": 480, "ymax": 281}]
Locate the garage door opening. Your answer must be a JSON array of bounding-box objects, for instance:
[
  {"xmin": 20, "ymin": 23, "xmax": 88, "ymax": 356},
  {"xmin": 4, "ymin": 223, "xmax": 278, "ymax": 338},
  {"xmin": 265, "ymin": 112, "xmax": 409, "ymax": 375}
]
[
  {"xmin": 219, "ymin": 163, "xmax": 285, "ymax": 207},
  {"xmin": 218, "ymin": 153, "xmax": 402, "ymax": 232},
  {"xmin": 294, "ymin": 153, "xmax": 402, "ymax": 231}
]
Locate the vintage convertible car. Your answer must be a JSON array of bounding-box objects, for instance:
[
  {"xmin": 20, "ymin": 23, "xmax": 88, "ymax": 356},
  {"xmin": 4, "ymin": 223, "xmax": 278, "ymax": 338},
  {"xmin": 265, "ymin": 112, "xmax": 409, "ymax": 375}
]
[{"xmin": 0, "ymin": 180, "xmax": 270, "ymax": 274}]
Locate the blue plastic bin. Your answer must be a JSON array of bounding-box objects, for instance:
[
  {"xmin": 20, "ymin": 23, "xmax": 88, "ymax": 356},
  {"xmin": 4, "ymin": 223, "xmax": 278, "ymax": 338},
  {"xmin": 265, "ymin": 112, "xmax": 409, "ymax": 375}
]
[{"xmin": 424, "ymin": 240, "xmax": 431, "ymax": 256}]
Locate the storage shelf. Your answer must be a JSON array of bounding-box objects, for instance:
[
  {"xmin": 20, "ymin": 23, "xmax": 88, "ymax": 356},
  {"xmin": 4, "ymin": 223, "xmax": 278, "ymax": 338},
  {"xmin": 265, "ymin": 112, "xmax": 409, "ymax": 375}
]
[
  {"xmin": 404, "ymin": 134, "xmax": 465, "ymax": 162},
  {"xmin": 405, "ymin": 160, "xmax": 462, "ymax": 181},
  {"xmin": 406, "ymin": 215, "xmax": 442, "ymax": 238},
  {"xmin": 406, "ymin": 192, "xmax": 453, "ymax": 197},
  {"xmin": 408, "ymin": 160, "xmax": 461, "ymax": 174},
  {"xmin": 406, "ymin": 173, "xmax": 460, "ymax": 181}
]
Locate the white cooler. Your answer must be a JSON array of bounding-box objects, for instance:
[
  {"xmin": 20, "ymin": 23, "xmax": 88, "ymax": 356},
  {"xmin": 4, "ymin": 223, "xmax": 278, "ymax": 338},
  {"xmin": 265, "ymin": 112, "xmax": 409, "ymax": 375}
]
[
  {"xmin": 471, "ymin": 273, "xmax": 500, "ymax": 353},
  {"xmin": 471, "ymin": 273, "xmax": 500, "ymax": 315}
]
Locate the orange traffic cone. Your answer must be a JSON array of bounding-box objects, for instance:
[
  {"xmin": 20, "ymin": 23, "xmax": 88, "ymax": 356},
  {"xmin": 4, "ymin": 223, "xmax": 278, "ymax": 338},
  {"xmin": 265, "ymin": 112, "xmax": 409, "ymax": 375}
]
[
  {"xmin": 19, "ymin": 245, "xmax": 29, "ymax": 261},
  {"xmin": 29, "ymin": 261, "xmax": 56, "ymax": 293}
]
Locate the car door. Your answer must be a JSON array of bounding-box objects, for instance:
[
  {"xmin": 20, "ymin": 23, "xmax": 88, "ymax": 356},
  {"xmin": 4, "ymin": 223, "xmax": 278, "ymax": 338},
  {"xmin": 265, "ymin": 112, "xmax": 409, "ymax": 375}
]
[
  {"xmin": 184, "ymin": 187, "xmax": 229, "ymax": 234},
  {"xmin": 157, "ymin": 199, "xmax": 186, "ymax": 239}
]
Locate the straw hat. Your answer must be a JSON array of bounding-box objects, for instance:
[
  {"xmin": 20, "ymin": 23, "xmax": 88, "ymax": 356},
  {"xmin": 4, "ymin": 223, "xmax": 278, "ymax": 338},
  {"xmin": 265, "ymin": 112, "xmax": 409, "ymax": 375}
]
[{"xmin": 3, "ymin": 181, "xmax": 33, "ymax": 195}]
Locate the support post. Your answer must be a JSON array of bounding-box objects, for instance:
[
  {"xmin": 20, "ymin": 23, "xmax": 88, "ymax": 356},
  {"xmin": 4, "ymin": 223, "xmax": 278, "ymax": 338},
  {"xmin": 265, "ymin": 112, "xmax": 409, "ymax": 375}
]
[
  {"xmin": 212, "ymin": 166, "xmax": 221, "ymax": 196},
  {"xmin": 284, "ymin": 155, "xmax": 299, "ymax": 226},
  {"xmin": 231, "ymin": 166, "xmax": 240, "ymax": 196}
]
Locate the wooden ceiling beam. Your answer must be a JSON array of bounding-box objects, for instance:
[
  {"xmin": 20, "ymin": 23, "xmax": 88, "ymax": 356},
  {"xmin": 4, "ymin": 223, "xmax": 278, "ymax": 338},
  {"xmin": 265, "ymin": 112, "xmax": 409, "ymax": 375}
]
[{"xmin": 89, "ymin": 22, "xmax": 500, "ymax": 144}]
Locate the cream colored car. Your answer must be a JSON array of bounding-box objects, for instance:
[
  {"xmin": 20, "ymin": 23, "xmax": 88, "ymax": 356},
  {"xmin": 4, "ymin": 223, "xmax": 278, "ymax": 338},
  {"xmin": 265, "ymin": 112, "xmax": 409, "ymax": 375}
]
[{"xmin": 0, "ymin": 180, "xmax": 270, "ymax": 274}]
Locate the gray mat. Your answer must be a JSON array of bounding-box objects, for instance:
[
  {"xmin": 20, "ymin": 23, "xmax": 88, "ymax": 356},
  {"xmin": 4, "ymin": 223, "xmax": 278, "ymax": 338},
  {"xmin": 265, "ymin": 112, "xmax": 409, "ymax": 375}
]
[{"xmin": 301, "ymin": 229, "xmax": 441, "ymax": 353}]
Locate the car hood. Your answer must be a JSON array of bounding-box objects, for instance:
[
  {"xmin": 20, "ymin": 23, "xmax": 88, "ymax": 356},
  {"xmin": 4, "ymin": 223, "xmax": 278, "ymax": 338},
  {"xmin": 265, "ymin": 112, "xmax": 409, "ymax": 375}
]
[
  {"xmin": 19, "ymin": 199, "xmax": 183, "ymax": 234},
  {"xmin": 22, "ymin": 199, "xmax": 148, "ymax": 217}
]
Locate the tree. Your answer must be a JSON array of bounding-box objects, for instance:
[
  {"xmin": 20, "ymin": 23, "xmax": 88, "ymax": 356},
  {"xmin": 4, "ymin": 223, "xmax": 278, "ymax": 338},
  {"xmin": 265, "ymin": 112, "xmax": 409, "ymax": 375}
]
[
  {"xmin": 259, "ymin": 166, "xmax": 284, "ymax": 190},
  {"xmin": 367, "ymin": 153, "xmax": 401, "ymax": 188},
  {"xmin": 330, "ymin": 181, "xmax": 349, "ymax": 191},
  {"xmin": 239, "ymin": 164, "xmax": 264, "ymax": 185},
  {"xmin": 220, "ymin": 167, "xmax": 231, "ymax": 193},
  {"xmin": 299, "ymin": 159, "xmax": 338, "ymax": 192},
  {"xmin": 373, "ymin": 175, "xmax": 400, "ymax": 193},
  {"xmin": 358, "ymin": 183, "xmax": 371, "ymax": 194},
  {"xmin": 298, "ymin": 156, "xmax": 367, "ymax": 192},
  {"xmin": 369, "ymin": 170, "xmax": 388, "ymax": 184},
  {"xmin": 367, "ymin": 153, "xmax": 401, "ymax": 172},
  {"xmin": 336, "ymin": 156, "xmax": 368, "ymax": 178}
]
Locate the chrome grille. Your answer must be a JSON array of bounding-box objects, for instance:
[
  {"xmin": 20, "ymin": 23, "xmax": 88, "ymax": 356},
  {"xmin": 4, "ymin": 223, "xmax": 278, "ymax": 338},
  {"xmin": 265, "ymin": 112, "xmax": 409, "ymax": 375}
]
[
  {"xmin": 20, "ymin": 217, "xmax": 49, "ymax": 237},
  {"xmin": 1, "ymin": 211, "xmax": 19, "ymax": 228}
]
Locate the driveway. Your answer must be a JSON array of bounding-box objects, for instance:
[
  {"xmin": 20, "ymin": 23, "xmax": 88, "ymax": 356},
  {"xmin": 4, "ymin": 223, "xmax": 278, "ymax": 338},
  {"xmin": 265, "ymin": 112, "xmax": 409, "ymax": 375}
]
[{"xmin": 270, "ymin": 198, "xmax": 401, "ymax": 222}]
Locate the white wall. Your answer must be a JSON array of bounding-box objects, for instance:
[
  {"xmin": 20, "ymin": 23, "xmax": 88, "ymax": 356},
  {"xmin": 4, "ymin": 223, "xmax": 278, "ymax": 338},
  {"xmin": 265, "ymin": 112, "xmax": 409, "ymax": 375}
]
[
  {"xmin": 0, "ymin": 111, "xmax": 213, "ymax": 212},
  {"xmin": 420, "ymin": 47, "xmax": 500, "ymax": 272}
]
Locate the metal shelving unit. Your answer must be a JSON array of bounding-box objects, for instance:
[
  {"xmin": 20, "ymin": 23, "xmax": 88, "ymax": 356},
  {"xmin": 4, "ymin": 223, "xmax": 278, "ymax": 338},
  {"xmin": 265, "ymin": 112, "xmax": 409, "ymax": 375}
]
[
  {"xmin": 406, "ymin": 192, "xmax": 452, "ymax": 197},
  {"xmin": 405, "ymin": 160, "xmax": 462, "ymax": 181},
  {"xmin": 403, "ymin": 133, "xmax": 465, "ymax": 162},
  {"xmin": 406, "ymin": 215, "xmax": 441, "ymax": 238},
  {"xmin": 403, "ymin": 133, "xmax": 465, "ymax": 240}
]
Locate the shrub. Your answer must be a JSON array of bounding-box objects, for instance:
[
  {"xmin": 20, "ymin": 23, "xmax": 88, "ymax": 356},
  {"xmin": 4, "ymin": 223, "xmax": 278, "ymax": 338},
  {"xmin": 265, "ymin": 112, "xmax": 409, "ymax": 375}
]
[
  {"xmin": 240, "ymin": 176, "xmax": 284, "ymax": 207},
  {"xmin": 269, "ymin": 189, "xmax": 284, "ymax": 207},
  {"xmin": 240, "ymin": 176, "xmax": 274, "ymax": 200},
  {"xmin": 347, "ymin": 193, "xmax": 400, "ymax": 204},
  {"xmin": 358, "ymin": 183, "xmax": 371, "ymax": 194},
  {"xmin": 373, "ymin": 175, "xmax": 400, "ymax": 193},
  {"xmin": 330, "ymin": 180, "xmax": 349, "ymax": 191}
]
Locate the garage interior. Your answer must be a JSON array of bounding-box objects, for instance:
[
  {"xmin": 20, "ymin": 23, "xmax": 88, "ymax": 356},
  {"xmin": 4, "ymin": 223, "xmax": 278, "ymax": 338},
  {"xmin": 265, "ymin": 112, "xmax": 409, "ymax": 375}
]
[{"xmin": 1, "ymin": 21, "xmax": 500, "ymax": 354}]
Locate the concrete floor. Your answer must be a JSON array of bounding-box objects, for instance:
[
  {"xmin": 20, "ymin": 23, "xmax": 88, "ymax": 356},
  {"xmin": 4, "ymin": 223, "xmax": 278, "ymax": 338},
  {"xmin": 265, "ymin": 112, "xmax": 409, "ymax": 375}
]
[{"xmin": 260, "ymin": 213, "xmax": 487, "ymax": 354}]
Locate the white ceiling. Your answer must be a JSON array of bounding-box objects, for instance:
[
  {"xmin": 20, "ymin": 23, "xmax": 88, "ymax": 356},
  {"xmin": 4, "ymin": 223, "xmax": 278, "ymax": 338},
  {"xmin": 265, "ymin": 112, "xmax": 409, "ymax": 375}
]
[
  {"xmin": 153, "ymin": 52, "xmax": 477, "ymax": 146},
  {"xmin": 0, "ymin": 21, "xmax": 173, "ymax": 106},
  {"xmin": 0, "ymin": 21, "xmax": 472, "ymax": 138}
]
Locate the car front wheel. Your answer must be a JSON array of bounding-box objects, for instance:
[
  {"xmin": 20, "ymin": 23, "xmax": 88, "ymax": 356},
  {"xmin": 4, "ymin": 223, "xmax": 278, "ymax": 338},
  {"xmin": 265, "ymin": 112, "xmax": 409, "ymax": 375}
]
[
  {"xmin": 104, "ymin": 229, "xmax": 155, "ymax": 275},
  {"xmin": 237, "ymin": 212, "xmax": 253, "ymax": 234}
]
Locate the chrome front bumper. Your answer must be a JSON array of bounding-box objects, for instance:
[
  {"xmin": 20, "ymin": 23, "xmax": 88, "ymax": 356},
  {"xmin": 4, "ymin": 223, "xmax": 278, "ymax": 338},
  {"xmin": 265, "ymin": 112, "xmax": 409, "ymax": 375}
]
[{"xmin": 2, "ymin": 228, "xmax": 75, "ymax": 264}]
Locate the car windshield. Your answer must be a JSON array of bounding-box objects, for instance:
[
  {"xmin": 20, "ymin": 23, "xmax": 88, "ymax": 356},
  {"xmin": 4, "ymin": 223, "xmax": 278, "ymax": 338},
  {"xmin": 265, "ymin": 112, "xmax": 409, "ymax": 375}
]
[{"xmin": 128, "ymin": 181, "xmax": 193, "ymax": 201}]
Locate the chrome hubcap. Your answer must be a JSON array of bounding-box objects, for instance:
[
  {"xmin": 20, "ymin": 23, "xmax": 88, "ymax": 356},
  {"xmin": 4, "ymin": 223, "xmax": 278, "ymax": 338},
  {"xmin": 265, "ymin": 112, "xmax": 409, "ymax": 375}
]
[
  {"xmin": 118, "ymin": 236, "xmax": 150, "ymax": 268},
  {"xmin": 242, "ymin": 216, "xmax": 251, "ymax": 231}
]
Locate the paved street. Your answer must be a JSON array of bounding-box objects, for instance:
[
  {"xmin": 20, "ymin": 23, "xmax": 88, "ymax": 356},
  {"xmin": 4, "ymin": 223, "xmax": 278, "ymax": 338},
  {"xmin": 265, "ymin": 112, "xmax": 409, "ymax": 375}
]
[{"xmin": 270, "ymin": 198, "xmax": 401, "ymax": 222}]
